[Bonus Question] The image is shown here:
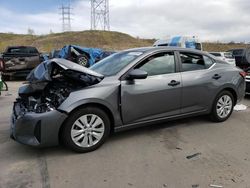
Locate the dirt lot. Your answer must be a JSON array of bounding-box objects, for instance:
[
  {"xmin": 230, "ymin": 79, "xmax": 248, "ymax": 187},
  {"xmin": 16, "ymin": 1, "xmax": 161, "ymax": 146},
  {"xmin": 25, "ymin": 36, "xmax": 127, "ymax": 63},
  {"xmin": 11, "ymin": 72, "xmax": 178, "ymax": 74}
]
[{"xmin": 0, "ymin": 81, "xmax": 250, "ymax": 188}]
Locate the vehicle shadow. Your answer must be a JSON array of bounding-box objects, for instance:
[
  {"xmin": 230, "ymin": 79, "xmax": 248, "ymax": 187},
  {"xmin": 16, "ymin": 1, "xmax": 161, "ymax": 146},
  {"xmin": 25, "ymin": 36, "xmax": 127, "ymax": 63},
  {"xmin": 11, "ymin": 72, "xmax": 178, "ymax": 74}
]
[
  {"xmin": 109, "ymin": 115, "xmax": 209, "ymax": 142},
  {"xmin": 21, "ymin": 115, "xmax": 211, "ymax": 156},
  {"xmin": 244, "ymin": 95, "xmax": 250, "ymax": 100}
]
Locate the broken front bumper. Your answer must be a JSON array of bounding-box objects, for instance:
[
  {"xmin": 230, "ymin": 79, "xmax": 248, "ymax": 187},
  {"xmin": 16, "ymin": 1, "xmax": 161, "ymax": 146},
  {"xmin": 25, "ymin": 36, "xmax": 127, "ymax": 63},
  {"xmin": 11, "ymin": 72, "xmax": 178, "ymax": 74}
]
[{"xmin": 11, "ymin": 102, "xmax": 68, "ymax": 147}]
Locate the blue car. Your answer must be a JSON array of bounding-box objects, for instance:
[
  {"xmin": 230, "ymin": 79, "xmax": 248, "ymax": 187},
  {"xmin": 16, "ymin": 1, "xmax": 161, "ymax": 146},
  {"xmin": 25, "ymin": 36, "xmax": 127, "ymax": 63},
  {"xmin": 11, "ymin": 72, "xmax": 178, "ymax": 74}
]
[{"xmin": 49, "ymin": 45, "xmax": 115, "ymax": 67}]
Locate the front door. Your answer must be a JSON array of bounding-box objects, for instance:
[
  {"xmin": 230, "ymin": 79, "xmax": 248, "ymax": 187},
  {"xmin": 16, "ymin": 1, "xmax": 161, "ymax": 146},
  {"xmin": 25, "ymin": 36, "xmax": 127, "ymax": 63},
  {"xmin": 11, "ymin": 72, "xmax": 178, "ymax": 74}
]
[{"xmin": 121, "ymin": 51, "xmax": 182, "ymax": 124}]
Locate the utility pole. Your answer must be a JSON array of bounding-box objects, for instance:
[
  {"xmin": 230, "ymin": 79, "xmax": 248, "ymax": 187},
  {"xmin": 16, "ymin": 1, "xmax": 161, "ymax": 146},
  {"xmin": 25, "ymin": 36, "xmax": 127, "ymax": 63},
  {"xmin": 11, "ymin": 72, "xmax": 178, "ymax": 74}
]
[
  {"xmin": 60, "ymin": 1, "xmax": 72, "ymax": 32},
  {"xmin": 91, "ymin": 0, "xmax": 110, "ymax": 31}
]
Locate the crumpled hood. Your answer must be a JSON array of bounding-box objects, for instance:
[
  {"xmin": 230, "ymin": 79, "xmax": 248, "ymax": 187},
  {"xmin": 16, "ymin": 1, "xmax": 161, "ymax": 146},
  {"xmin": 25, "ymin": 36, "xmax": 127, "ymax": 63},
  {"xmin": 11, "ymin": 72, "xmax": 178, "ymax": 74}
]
[{"xmin": 26, "ymin": 58, "xmax": 104, "ymax": 84}]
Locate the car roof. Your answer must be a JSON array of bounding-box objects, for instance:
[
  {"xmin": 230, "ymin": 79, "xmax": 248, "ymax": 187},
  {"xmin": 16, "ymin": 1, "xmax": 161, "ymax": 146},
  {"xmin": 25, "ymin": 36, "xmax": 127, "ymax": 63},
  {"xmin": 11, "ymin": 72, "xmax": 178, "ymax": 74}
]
[{"xmin": 124, "ymin": 46, "xmax": 207, "ymax": 55}]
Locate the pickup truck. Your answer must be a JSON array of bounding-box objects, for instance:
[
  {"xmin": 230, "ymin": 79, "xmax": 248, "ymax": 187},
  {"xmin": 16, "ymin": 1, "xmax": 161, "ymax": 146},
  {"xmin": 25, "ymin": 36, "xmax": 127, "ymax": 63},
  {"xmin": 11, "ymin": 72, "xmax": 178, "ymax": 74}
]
[{"xmin": 0, "ymin": 46, "xmax": 41, "ymax": 78}]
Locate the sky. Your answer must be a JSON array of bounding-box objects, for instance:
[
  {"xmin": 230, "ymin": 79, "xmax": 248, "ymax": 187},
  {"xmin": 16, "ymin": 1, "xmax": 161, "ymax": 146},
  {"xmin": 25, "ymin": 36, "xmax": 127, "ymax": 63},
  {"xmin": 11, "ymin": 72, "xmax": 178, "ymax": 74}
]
[{"xmin": 0, "ymin": 0, "xmax": 249, "ymax": 42}]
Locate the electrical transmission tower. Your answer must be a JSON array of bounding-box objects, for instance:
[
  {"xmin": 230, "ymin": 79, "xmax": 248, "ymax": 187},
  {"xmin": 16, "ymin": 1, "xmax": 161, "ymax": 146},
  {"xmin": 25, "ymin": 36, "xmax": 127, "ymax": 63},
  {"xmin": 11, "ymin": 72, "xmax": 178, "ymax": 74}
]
[
  {"xmin": 60, "ymin": 2, "xmax": 72, "ymax": 32},
  {"xmin": 91, "ymin": 0, "xmax": 110, "ymax": 31}
]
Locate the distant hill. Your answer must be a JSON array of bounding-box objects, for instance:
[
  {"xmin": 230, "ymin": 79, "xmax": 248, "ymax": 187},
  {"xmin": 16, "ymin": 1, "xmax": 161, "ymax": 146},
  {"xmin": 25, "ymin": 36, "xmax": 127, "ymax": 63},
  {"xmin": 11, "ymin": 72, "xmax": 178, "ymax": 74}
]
[
  {"xmin": 0, "ymin": 30, "xmax": 249, "ymax": 52},
  {"xmin": 0, "ymin": 30, "xmax": 154, "ymax": 52}
]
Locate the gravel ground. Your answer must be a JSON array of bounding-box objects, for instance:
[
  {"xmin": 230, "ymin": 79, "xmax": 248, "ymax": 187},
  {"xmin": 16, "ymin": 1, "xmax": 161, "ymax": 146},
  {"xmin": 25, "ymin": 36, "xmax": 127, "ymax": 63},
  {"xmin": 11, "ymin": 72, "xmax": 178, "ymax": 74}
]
[{"xmin": 0, "ymin": 81, "xmax": 250, "ymax": 188}]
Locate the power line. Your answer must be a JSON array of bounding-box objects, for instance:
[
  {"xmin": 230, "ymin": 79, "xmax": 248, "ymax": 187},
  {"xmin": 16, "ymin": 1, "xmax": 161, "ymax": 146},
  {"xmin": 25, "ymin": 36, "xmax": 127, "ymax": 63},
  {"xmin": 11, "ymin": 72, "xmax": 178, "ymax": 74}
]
[{"xmin": 91, "ymin": 0, "xmax": 110, "ymax": 31}]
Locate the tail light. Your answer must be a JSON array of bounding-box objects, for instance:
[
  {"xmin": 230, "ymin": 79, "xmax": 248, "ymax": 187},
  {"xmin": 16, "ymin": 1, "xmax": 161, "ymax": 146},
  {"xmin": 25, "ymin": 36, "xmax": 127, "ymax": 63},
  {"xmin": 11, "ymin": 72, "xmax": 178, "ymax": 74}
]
[
  {"xmin": 239, "ymin": 71, "xmax": 247, "ymax": 78},
  {"xmin": 0, "ymin": 59, "xmax": 4, "ymax": 71}
]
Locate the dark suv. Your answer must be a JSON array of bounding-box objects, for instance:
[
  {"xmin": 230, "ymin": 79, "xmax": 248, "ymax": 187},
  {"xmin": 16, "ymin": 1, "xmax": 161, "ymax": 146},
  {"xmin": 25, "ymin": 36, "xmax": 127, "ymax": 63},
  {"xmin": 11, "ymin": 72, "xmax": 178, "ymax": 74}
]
[{"xmin": 227, "ymin": 48, "xmax": 250, "ymax": 71}]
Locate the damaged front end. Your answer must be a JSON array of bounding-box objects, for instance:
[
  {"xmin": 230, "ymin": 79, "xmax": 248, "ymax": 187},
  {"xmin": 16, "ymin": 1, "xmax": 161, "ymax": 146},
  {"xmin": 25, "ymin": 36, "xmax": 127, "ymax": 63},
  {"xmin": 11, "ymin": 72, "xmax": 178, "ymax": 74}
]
[{"xmin": 11, "ymin": 58, "xmax": 104, "ymax": 146}]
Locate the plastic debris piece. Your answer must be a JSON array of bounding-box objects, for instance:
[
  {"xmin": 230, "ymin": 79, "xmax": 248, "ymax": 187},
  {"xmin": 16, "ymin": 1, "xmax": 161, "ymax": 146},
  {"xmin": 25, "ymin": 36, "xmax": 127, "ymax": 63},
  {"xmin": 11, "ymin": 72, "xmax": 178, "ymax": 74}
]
[
  {"xmin": 209, "ymin": 184, "xmax": 223, "ymax": 188},
  {"xmin": 186, "ymin": 152, "xmax": 201, "ymax": 159},
  {"xmin": 234, "ymin": 104, "xmax": 247, "ymax": 111},
  {"xmin": 192, "ymin": 184, "xmax": 199, "ymax": 188}
]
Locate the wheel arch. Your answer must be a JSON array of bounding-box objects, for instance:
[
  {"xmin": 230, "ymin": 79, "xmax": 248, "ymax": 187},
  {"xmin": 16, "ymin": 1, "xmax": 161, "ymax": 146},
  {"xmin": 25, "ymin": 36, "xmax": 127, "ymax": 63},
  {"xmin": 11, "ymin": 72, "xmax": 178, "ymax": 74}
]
[
  {"xmin": 58, "ymin": 102, "xmax": 116, "ymax": 143},
  {"xmin": 221, "ymin": 87, "xmax": 237, "ymax": 106},
  {"xmin": 213, "ymin": 86, "xmax": 238, "ymax": 106}
]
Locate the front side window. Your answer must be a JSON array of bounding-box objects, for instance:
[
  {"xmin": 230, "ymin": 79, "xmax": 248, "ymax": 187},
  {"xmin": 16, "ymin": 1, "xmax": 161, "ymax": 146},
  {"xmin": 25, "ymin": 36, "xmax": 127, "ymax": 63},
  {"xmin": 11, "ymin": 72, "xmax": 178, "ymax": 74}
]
[
  {"xmin": 180, "ymin": 52, "xmax": 214, "ymax": 72},
  {"xmin": 136, "ymin": 52, "xmax": 175, "ymax": 76}
]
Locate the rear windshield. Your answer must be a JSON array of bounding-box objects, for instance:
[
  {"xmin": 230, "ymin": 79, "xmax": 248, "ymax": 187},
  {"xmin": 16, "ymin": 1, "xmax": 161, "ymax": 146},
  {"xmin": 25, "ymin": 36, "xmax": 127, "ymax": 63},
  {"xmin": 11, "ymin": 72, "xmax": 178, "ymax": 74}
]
[
  {"xmin": 6, "ymin": 47, "xmax": 38, "ymax": 54},
  {"xmin": 210, "ymin": 53, "xmax": 221, "ymax": 57},
  {"xmin": 224, "ymin": 52, "xmax": 234, "ymax": 59}
]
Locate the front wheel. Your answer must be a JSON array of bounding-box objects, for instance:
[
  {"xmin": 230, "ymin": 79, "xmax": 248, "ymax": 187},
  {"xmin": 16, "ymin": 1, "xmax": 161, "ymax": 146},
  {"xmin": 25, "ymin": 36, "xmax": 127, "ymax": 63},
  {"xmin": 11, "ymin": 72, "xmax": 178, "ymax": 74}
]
[
  {"xmin": 61, "ymin": 107, "xmax": 110, "ymax": 153},
  {"xmin": 210, "ymin": 91, "xmax": 234, "ymax": 122}
]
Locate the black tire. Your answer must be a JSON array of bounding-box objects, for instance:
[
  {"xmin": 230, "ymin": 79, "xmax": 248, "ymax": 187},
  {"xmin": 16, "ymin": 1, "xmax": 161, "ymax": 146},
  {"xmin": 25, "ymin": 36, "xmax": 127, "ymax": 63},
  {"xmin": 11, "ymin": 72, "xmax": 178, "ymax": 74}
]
[
  {"xmin": 76, "ymin": 54, "xmax": 89, "ymax": 67},
  {"xmin": 210, "ymin": 90, "xmax": 234, "ymax": 122},
  {"xmin": 61, "ymin": 107, "xmax": 110, "ymax": 153}
]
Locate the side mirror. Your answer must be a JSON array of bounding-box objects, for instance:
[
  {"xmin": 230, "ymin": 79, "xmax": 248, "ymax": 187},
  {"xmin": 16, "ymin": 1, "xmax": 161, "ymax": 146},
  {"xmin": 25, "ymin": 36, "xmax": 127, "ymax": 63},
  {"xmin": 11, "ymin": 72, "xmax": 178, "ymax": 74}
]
[{"xmin": 127, "ymin": 69, "xmax": 148, "ymax": 80}]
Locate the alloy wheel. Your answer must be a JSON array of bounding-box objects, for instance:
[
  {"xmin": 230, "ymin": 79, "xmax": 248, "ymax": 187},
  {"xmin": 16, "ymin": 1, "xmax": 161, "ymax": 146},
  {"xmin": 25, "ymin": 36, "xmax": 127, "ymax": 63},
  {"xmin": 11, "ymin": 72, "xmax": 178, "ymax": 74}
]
[
  {"xmin": 216, "ymin": 95, "xmax": 233, "ymax": 119},
  {"xmin": 71, "ymin": 114, "xmax": 105, "ymax": 148},
  {"xmin": 78, "ymin": 56, "xmax": 88, "ymax": 66}
]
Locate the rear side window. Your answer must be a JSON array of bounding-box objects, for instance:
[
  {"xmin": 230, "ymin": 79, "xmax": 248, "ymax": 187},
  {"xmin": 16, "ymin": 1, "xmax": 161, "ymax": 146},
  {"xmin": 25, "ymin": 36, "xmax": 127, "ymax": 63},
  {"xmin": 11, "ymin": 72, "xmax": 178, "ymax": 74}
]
[
  {"xmin": 136, "ymin": 52, "xmax": 175, "ymax": 76},
  {"xmin": 195, "ymin": 43, "xmax": 202, "ymax": 50},
  {"xmin": 180, "ymin": 52, "xmax": 214, "ymax": 72},
  {"xmin": 232, "ymin": 49, "xmax": 244, "ymax": 56}
]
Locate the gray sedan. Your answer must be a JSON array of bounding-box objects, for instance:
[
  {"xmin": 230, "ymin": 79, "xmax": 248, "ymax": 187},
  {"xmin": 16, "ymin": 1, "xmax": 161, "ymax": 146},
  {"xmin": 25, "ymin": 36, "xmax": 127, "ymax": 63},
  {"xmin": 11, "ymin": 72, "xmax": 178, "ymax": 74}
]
[{"xmin": 11, "ymin": 47, "xmax": 246, "ymax": 152}]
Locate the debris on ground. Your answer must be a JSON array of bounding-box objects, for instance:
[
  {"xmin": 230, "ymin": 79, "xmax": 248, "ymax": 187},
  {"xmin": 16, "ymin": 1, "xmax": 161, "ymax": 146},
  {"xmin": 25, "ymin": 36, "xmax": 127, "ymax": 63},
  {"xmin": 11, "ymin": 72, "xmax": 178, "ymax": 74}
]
[
  {"xmin": 234, "ymin": 104, "xmax": 247, "ymax": 111},
  {"xmin": 186, "ymin": 152, "xmax": 202, "ymax": 159},
  {"xmin": 192, "ymin": 184, "xmax": 199, "ymax": 188},
  {"xmin": 176, "ymin": 147, "xmax": 182, "ymax": 150},
  {"xmin": 209, "ymin": 184, "xmax": 223, "ymax": 188}
]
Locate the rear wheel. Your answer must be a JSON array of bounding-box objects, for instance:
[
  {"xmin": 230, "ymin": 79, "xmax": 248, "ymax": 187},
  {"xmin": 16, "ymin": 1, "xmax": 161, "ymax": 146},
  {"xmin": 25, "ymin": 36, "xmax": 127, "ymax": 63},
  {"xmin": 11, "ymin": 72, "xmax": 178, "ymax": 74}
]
[
  {"xmin": 62, "ymin": 107, "xmax": 110, "ymax": 153},
  {"xmin": 210, "ymin": 90, "xmax": 234, "ymax": 122}
]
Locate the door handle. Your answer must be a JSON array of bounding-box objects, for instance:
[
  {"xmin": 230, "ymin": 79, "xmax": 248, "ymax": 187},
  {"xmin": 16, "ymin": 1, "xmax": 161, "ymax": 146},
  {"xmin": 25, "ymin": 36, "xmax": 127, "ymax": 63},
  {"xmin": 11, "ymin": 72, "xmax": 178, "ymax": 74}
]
[
  {"xmin": 168, "ymin": 80, "xmax": 180, "ymax": 86},
  {"xmin": 212, "ymin": 74, "xmax": 221, "ymax": 80}
]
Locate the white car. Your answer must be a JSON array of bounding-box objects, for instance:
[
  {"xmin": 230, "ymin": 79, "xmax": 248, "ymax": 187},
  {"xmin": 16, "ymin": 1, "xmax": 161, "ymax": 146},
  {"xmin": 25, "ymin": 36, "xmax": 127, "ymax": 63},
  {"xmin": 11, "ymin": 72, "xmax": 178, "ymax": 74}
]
[{"xmin": 209, "ymin": 52, "xmax": 236, "ymax": 66}]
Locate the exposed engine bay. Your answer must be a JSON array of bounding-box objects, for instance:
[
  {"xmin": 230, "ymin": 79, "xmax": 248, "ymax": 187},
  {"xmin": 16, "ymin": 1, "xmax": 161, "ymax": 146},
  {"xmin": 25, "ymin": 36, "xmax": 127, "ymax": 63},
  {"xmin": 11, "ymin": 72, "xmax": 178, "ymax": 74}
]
[
  {"xmin": 16, "ymin": 58, "xmax": 104, "ymax": 114},
  {"xmin": 18, "ymin": 79, "xmax": 82, "ymax": 113}
]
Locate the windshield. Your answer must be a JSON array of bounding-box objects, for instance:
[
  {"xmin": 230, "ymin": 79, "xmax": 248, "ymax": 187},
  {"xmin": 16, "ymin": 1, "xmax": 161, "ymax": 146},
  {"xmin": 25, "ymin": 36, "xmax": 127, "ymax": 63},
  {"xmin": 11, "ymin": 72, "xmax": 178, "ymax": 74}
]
[{"xmin": 90, "ymin": 51, "xmax": 143, "ymax": 76}]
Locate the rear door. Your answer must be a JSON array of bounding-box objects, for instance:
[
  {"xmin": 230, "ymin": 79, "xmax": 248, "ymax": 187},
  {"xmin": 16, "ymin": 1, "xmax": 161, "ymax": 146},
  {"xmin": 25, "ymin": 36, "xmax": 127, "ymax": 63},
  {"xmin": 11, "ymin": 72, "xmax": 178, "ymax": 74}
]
[
  {"xmin": 177, "ymin": 51, "xmax": 217, "ymax": 113},
  {"xmin": 121, "ymin": 51, "xmax": 182, "ymax": 124}
]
